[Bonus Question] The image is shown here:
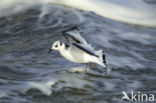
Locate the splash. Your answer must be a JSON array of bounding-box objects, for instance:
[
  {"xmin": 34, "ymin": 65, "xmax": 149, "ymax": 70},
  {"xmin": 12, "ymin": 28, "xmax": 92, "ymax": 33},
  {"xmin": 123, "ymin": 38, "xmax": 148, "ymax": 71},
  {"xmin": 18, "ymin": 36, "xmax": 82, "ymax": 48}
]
[
  {"xmin": 22, "ymin": 69, "xmax": 93, "ymax": 96},
  {"xmin": 0, "ymin": 0, "xmax": 156, "ymax": 27}
]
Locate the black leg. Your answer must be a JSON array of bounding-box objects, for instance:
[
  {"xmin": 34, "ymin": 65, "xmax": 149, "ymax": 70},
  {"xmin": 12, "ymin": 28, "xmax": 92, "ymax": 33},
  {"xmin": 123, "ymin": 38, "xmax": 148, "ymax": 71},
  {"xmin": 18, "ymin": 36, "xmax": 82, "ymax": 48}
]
[
  {"xmin": 85, "ymin": 63, "xmax": 90, "ymax": 73},
  {"xmin": 91, "ymin": 63, "xmax": 98, "ymax": 69}
]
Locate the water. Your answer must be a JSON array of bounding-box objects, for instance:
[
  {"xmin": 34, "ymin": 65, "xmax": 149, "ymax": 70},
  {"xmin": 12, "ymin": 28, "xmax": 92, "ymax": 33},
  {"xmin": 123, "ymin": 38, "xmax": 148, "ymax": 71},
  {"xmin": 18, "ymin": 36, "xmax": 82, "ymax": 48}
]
[{"xmin": 0, "ymin": 0, "xmax": 156, "ymax": 103}]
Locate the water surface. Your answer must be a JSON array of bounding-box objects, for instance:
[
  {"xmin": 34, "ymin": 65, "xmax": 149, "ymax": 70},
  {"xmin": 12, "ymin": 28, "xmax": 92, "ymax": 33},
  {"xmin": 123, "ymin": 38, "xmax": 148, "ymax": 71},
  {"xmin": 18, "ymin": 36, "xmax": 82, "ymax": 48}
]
[{"xmin": 0, "ymin": 1, "xmax": 156, "ymax": 103}]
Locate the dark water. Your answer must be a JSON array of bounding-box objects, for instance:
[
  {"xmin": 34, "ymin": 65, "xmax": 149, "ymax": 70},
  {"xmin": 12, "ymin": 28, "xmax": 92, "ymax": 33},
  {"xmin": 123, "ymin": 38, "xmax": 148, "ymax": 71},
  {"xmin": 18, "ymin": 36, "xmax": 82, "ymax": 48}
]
[{"xmin": 0, "ymin": 3, "xmax": 156, "ymax": 103}]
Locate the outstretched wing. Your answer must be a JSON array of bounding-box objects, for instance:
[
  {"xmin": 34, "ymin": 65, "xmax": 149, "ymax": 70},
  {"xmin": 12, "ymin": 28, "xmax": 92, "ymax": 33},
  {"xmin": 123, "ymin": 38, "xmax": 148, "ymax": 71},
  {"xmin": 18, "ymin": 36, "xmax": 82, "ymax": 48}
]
[{"xmin": 62, "ymin": 26, "xmax": 88, "ymax": 45}]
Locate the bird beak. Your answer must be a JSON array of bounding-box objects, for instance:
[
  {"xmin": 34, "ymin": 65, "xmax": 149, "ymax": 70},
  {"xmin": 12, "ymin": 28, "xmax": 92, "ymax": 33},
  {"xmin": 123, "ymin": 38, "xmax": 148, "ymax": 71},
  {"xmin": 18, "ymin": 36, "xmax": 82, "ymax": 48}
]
[{"xmin": 48, "ymin": 49, "xmax": 52, "ymax": 53}]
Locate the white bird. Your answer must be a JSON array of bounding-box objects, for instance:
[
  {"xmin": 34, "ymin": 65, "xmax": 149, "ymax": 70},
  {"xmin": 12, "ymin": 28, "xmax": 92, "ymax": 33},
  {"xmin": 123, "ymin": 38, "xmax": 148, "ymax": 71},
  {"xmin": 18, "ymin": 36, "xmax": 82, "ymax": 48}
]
[{"xmin": 49, "ymin": 27, "xmax": 111, "ymax": 73}]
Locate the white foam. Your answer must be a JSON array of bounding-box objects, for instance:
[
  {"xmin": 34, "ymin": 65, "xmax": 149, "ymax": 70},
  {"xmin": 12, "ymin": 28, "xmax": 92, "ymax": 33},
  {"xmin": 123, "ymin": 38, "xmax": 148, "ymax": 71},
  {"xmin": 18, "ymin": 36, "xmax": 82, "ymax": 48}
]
[
  {"xmin": 69, "ymin": 66, "xmax": 108, "ymax": 76},
  {"xmin": 58, "ymin": 73, "xmax": 92, "ymax": 89},
  {"xmin": 25, "ymin": 80, "xmax": 55, "ymax": 95},
  {"xmin": 49, "ymin": 0, "xmax": 156, "ymax": 27},
  {"xmin": 0, "ymin": 0, "xmax": 156, "ymax": 27},
  {"xmin": 69, "ymin": 66, "xmax": 86, "ymax": 72},
  {"xmin": 21, "ymin": 69, "xmax": 93, "ymax": 95},
  {"xmin": 39, "ymin": 4, "xmax": 50, "ymax": 20}
]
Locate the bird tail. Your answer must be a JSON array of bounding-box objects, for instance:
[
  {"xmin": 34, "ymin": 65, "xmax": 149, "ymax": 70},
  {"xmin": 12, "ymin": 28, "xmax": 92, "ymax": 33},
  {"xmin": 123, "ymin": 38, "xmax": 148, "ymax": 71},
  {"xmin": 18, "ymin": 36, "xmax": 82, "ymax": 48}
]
[
  {"xmin": 95, "ymin": 50, "xmax": 111, "ymax": 73},
  {"xmin": 102, "ymin": 51, "xmax": 106, "ymax": 65},
  {"xmin": 95, "ymin": 50, "xmax": 106, "ymax": 65}
]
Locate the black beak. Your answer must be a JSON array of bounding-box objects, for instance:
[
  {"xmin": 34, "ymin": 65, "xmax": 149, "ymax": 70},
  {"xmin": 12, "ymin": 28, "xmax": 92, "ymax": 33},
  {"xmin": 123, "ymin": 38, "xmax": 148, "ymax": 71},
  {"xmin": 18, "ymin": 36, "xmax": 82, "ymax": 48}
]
[{"xmin": 48, "ymin": 49, "xmax": 52, "ymax": 54}]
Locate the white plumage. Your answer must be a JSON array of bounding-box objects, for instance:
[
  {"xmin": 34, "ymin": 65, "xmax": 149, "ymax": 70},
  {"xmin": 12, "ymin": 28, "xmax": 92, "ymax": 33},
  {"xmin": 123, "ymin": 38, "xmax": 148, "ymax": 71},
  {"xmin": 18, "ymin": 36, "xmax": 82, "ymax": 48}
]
[{"xmin": 49, "ymin": 27, "xmax": 111, "ymax": 73}]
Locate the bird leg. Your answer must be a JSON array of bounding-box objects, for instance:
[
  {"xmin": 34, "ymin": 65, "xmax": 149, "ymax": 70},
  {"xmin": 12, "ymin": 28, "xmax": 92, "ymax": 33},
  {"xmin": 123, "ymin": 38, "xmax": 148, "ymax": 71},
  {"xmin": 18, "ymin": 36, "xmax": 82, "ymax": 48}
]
[
  {"xmin": 85, "ymin": 63, "xmax": 90, "ymax": 73},
  {"xmin": 91, "ymin": 63, "xmax": 98, "ymax": 69}
]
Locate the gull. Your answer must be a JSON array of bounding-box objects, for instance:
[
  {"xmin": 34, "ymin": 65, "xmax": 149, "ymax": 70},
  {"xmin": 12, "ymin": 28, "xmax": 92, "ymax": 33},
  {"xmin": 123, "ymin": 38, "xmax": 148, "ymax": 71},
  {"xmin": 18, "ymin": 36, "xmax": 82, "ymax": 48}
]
[{"xmin": 49, "ymin": 27, "xmax": 111, "ymax": 73}]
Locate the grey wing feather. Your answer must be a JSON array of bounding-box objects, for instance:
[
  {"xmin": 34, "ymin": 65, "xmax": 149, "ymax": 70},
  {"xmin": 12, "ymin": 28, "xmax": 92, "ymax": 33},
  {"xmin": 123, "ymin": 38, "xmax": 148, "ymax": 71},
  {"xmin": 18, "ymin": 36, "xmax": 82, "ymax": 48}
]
[{"xmin": 62, "ymin": 27, "xmax": 88, "ymax": 45}]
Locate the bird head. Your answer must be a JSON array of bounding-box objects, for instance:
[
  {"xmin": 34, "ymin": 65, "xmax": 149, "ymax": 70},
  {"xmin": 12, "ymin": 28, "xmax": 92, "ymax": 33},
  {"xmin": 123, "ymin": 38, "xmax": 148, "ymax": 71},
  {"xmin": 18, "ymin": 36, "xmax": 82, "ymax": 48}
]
[{"xmin": 49, "ymin": 41, "xmax": 64, "ymax": 53}]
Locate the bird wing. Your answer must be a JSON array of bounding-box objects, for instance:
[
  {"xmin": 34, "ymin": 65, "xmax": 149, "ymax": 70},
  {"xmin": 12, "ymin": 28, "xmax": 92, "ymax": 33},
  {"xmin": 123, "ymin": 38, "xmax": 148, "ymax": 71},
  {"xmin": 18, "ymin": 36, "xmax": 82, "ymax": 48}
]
[
  {"xmin": 72, "ymin": 43, "xmax": 98, "ymax": 58},
  {"xmin": 62, "ymin": 26, "xmax": 88, "ymax": 45}
]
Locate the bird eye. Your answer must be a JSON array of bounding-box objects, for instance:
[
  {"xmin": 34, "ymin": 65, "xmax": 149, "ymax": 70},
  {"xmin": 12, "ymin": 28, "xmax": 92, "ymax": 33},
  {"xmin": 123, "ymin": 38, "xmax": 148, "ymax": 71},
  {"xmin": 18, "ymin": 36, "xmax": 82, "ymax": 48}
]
[{"xmin": 55, "ymin": 45, "xmax": 58, "ymax": 48}]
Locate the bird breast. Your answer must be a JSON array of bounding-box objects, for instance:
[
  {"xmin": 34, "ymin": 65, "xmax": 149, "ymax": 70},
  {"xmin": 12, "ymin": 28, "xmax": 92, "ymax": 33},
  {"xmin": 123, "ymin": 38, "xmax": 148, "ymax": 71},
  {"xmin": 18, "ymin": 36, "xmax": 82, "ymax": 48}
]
[{"xmin": 60, "ymin": 47, "xmax": 95, "ymax": 63}]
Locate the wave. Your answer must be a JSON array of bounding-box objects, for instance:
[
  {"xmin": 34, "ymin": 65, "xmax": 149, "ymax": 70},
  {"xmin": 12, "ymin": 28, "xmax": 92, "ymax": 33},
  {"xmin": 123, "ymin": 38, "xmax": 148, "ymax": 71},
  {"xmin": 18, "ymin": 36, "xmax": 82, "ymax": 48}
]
[
  {"xmin": 0, "ymin": 0, "xmax": 156, "ymax": 26},
  {"xmin": 0, "ymin": 67, "xmax": 94, "ymax": 98}
]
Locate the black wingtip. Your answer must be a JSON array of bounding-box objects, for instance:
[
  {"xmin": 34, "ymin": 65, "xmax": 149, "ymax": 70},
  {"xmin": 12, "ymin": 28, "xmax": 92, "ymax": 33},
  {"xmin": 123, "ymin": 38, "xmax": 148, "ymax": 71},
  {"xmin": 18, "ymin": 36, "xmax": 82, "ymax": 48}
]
[
  {"xmin": 69, "ymin": 26, "xmax": 79, "ymax": 31},
  {"xmin": 62, "ymin": 26, "xmax": 79, "ymax": 34},
  {"xmin": 102, "ymin": 51, "xmax": 106, "ymax": 64}
]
